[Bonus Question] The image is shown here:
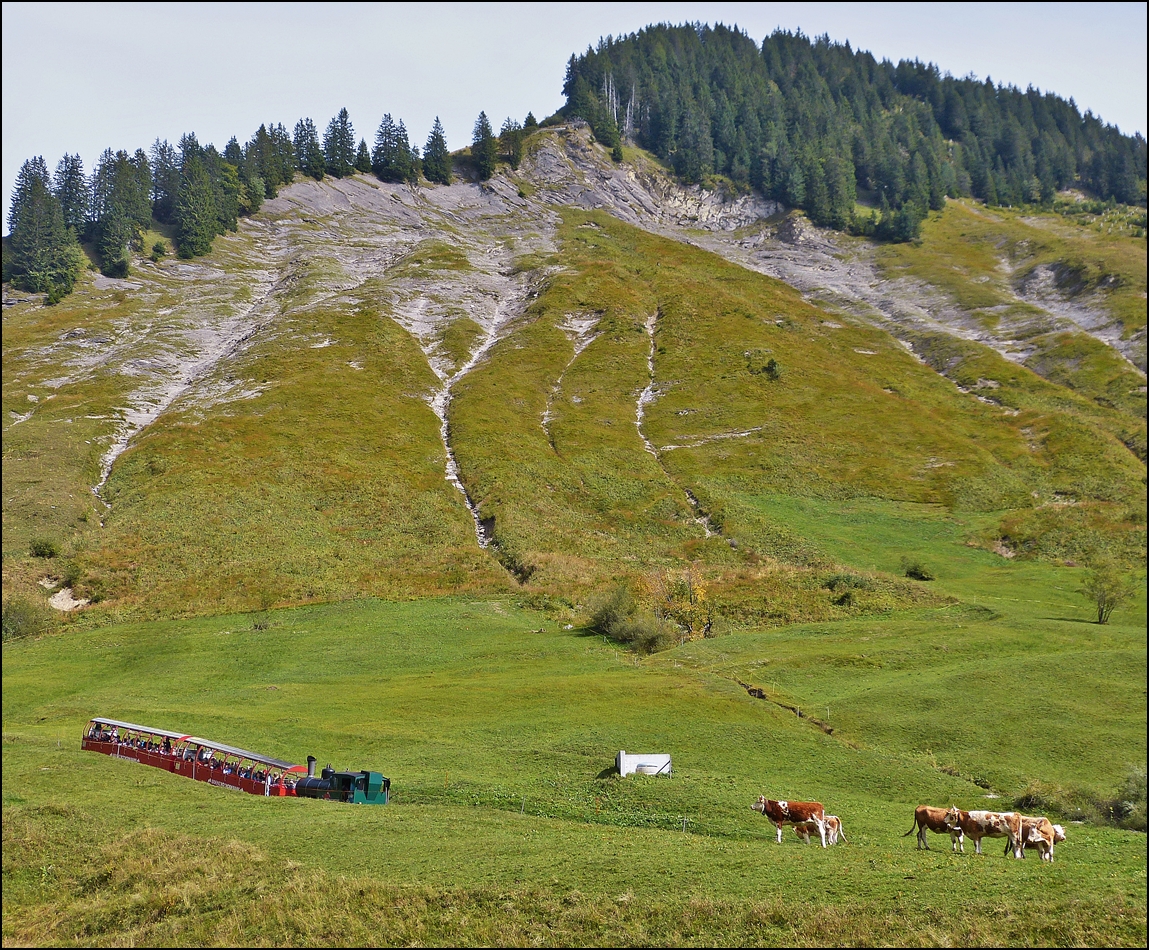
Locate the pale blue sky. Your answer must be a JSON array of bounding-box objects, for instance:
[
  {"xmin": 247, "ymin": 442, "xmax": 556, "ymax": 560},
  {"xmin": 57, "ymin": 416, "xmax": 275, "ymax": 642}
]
[{"xmin": 3, "ymin": 2, "xmax": 1146, "ymax": 223}]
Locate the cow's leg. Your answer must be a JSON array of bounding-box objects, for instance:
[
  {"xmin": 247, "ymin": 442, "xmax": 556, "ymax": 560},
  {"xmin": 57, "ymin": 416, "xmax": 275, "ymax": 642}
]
[
  {"xmin": 775, "ymin": 822, "xmax": 784, "ymax": 844},
  {"xmin": 814, "ymin": 817, "xmax": 827, "ymax": 848},
  {"xmin": 974, "ymin": 836, "xmax": 982, "ymax": 855},
  {"xmin": 918, "ymin": 827, "xmax": 928, "ymax": 850}
]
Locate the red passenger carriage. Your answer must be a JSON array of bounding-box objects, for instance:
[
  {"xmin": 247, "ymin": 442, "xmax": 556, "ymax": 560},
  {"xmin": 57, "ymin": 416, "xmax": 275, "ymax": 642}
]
[{"xmin": 83, "ymin": 717, "xmax": 307, "ymax": 796}]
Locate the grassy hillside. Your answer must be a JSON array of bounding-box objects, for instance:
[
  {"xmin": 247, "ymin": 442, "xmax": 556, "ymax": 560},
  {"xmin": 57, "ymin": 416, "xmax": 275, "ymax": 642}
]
[
  {"xmin": 451, "ymin": 209, "xmax": 1144, "ymax": 609},
  {"xmin": 3, "ymin": 557, "xmax": 1145, "ymax": 944}
]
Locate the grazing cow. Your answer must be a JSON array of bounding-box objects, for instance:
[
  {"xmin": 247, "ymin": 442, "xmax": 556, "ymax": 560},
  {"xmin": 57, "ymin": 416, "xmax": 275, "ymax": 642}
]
[
  {"xmin": 1013, "ymin": 816, "xmax": 1066, "ymax": 862},
  {"xmin": 945, "ymin": 807, "xmax": 1023, "ymax": 858},
  {"xmin": 752, "ymin": 797, "xmax": 827, "ymax": 847},
  {"xmin": 902, "ymin": 804, "xmax": 964, "ymax": 851},
  {"xmin": 794, "ymin": 814, "xmax": 847, "ymax": 845}
]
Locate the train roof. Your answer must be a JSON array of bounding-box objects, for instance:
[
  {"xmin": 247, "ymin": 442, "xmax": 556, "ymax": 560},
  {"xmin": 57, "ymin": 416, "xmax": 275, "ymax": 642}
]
[
  {"xmin": 88, "ymin": 717, "xmax": 302, "ymax": 771},
  {"xmin": 90, "ymin": 717, "xmax": 190, "ymax": 741}
]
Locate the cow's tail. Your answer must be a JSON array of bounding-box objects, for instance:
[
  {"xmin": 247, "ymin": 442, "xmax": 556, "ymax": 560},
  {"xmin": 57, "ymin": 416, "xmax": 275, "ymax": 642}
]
[
  {"xmin": 838, "ymin": 822, "xmax": 848, "ymax": 844},
  {"xmin": 901, "ymin": 818, "xmax": 919, "ymax": 837}
]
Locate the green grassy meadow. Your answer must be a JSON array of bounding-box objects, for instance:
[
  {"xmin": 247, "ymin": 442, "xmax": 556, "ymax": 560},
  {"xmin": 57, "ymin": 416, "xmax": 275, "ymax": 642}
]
[{"xmin": 4, "ymin": 506, "xmax": 1146, "ymax": 945}]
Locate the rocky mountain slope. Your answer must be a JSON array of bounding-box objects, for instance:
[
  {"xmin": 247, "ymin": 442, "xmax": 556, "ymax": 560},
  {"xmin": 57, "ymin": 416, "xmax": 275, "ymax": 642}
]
[{"xmin": 2, "ymin": 125, "xmax": 1144, "ymax": 621}]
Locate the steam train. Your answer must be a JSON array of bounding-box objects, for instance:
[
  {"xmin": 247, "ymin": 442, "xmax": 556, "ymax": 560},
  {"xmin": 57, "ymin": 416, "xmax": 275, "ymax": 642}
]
[
  {"xmin": 82, "ymin": 717, "xmax": 390, "ymax": 804},
  {"xmin": 295, "ymin": 755, "xmax": 392, "ymax": 804}
]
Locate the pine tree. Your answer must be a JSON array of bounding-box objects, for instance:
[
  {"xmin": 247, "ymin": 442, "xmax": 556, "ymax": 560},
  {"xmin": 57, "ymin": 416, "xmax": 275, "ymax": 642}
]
[
  {"xmin": 355, "ymin": 139, "xmax": 371, "ymax": 174},
  {"xmin": 90, "ymin": 148, "xmax": 151, "ymax": 276},
  {"xmin": 175, "ymin": 155, "xmax": 217, "ymax": 258},
  {"xmin": 150, "ymin": 139, "xmax": 180, "ymax": 222},
  {"xmin": 323, "ymin": 107, "xmax": 357, "ymax": 178},
  {"xmin": 472, "ymin": 111, "xmax": 497, "ymax": 180},
  {"xmin": 373, "ymin": 115, "xmax": 417, "ymax": 183},
  {"xmin": 8, "ymin": 156, "xmax": 52, "ymax": 234},
  {"xmin": 53, "ymin": 154, "xmax": 89, "ymax": 236},
  {"xmin": 294, "ymin": 119, "xmax": 325, "ymax": 180},
  {"xmin": 423, "ymin": 117, "xmax": 452, "ymax": 185},
  {"xmin": 524, "ymin": 112, "xmax": 538, "ymax": 130},
  {"xmin": 7, "ymin": 158, "xmax": 80, "ymax": 297},
  {"xmin": 500, "ymin": 118, "xmax": 524, "ymax": 170}
]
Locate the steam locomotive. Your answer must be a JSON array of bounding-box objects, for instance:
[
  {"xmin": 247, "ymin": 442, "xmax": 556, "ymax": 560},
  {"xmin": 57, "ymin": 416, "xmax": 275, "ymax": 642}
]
[{"xmin": 294, "ymin": 755, "xmax": 391, "ymax": 804}]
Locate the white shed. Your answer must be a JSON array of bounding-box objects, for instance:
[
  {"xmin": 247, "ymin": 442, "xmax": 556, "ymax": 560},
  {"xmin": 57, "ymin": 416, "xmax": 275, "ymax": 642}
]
[{"xmin": 617, "ymin": 750, "xmax": 672, "ymax": 777}]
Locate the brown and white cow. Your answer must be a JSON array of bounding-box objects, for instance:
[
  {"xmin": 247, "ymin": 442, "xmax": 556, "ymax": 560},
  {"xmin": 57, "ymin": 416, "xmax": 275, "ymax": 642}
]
[
  {"xmin": 752, "ymin": 797, "xmax": 828, "ymax": 847},
  {"xmin": 945, "ymin": 807, "xmax": 1023, "ymax": 858},
  {"xmin": 794, "ymin": 814, "xmax": 847, "ymax": 845},
  {"xmin": 1013, "ymin": 816, "xmax": 1066, "ymax": 862},
  {"xmin": 902, "ymin": 804, "xmax": 964, "ymax": 851}
]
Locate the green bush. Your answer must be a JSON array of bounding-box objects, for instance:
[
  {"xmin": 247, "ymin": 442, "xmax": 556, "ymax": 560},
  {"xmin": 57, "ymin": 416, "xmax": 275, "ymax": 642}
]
[
  {"xmin": 823, "ymin": 572, "xmax": 873, "ymax": 592},
  {"xmin": 60, "ymin": 559, "xmax": 82, "ymax": 588},
  {"xmin": 29, "ymin": 537, "xmax": 60, "ymax": 559},
  {"xmin": 588, "ymin": 585, "xmax": 677, "ymax": 653},
  {"xmin": 1112, "ymin": 765, "xmax": 1146, "ymax": 831},
  {"xmin": 589, "ymin": 585, "xmax": 636, "ymax": 635},
  {"xmin": 150, "ymin": 241, "xmax": 166, "ymax": 262},
  {"xmin": 901, "ymin": 557, "xmax": 935, "ymax": 581},
  {"xmin": 2, "ymin": 597, "xmax": 49, "ymax": 641}
]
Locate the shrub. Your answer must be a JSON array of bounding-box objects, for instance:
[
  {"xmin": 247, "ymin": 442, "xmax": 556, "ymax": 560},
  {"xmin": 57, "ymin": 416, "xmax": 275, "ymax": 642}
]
[
  {"xmin": 588, "ymin": 585, "xmax": 678, "ymax": 653},
  {"xmin": 2, "ymin": 597, "xmax": 49, "ymax": 641},
  {"xmin": 1078, "ymin": 561, "xmax": 1138, "ymax": 624},
  {"xmin": 763, "ymin": 358, "xmax": 782, "ymax": 381},
  {"xmin": 1110, "ymin": 765, "xmax": 1147, "ymax": 831},
  {"xmin": 823, "ymin": 572, "xmax": 873, "ymax": 592},
  {"xmin": 60, "ymin": 559, "xmax": 82, "ymax": 588},
  {"xmin": 824, "ymin": 572, "xmax": 874, "ymax": 606},
  {"xmin": 150, "ymin": 241, "xmax": 166, "ymax": 262},
  {"xmin": 29, "ymin": 537, "xmax": 60, "ymax": 558},
  {"xmin": 620, "ymin": 614, "xmax": 677, "ymax": 653},
  {"xmin": 589, "ymin": 585, "xmax": 636, "ymax": 636},
  {"xmin": 901, "ymin": 557, "xmax": 934, "ymax": 581}
]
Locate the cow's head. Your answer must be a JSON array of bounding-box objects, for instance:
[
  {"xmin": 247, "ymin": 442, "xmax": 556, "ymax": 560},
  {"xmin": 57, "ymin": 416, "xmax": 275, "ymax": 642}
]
[
  {"xmin": 751, "ymin": 796, "xmax": 769, "ymax": 815},
  {"xmin": 943, "ymin": 805, "xmax": 961, "ymax": 828},
  {"xmin": 1051, "ymin": 824, "xmax": 1066, "ymax": 842}
]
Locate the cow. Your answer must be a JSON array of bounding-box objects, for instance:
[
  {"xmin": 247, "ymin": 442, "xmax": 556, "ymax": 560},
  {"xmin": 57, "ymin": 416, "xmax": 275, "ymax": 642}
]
[
  {"xmin": 945, "ymin": 807, "xmax": 1023, "ymax": 858},
  {"xmin": 902, "ymin": 804, "xmax": 964, "ymax": 852},
  {"xmin": 1012, "ymin": 816, "xmax": 1066, "ymax": 862},
  {"xmin": 794, "ymin": 814, "xmax": 847, "ymax": 845},
  {"xmin": 752, "ymin": 797, "xmax": 828, "ymax": 847}
]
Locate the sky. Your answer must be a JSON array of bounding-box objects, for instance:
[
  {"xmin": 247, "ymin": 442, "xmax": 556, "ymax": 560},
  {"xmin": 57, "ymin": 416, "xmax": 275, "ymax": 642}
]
[{"xmin": 3, "ymin": 1, "xmax": 1147, "ymax": 223}]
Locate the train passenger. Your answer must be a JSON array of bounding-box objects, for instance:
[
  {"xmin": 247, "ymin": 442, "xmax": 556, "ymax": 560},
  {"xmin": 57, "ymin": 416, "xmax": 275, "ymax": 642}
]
[{"xmin": 162, "ymin": 737, "xmax": 172, "ymax": 755}]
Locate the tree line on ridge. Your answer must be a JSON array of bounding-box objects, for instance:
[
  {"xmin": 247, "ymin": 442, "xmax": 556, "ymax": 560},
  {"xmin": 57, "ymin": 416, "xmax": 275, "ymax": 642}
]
[
  {"xmin": 562, "ymin": 24, "xmax": 1147, "ymax": 240},
  {"xmin": 4, "ymin": 108, "xmax": 534, "ymax": 301},
  {"xmin": 6, "ymin": 23, "xmax": 1146, "ymax": 301}
]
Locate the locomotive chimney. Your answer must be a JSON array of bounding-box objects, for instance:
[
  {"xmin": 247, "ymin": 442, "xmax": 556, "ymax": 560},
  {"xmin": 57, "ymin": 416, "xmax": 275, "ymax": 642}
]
[{"xmin": 307, "ymin": 755, "xmax": 316, "ymax": 778}]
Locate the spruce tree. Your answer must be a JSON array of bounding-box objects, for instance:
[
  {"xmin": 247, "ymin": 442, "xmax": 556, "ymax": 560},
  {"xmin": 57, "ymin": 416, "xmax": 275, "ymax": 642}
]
[
  {"xmin": 8, "ymin": 157, "xmax": 52, "ymax": 235},
  {"xmin": 175, "ymin": 155, "xmax": 217, "ymax": 258},
  {"xmin": 7, "ymin": 158, "xmax": 79, "ymax": 296},
  {"xmin": 355, "ymin": 139, "xmax": 372, "ymax": 174},
  {"xmin": 294, "ymin": 119, "xmax": 325, "ymax": 180},
  {"xmin": 472, "ymin": 111, "xmax": 497, "ymax": 181},
  {"xmin": 423, "ymin": 117, "xmax": 451, "ymax": 184},
  {"xmin": 53, "ymin": 154, "xmax": 89, "ymax": 236},
  {"xmin": 323, "ymin": 108, "xmax": 357, "ymax": 178},
  {"xmin": 500, "ymin": 118, "xmax": 524, "ymax": 170},
  {"xmin": 150, "ymin": 139, "xmax": 180, "ymax": 222}
]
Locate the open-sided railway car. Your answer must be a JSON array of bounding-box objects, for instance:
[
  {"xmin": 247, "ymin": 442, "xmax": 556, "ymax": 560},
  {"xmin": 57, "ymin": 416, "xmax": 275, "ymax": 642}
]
[{"xmin": 82, "ymin": 717, "xmax": 389, "ymax": 804}]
